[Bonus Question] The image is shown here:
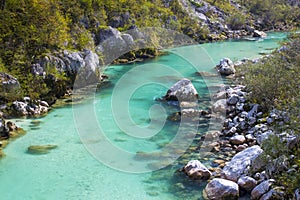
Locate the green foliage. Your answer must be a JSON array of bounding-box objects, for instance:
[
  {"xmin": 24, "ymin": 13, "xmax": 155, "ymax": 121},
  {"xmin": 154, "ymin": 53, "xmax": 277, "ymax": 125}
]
[
  {"xmin": 238, "ymin": 33, "xmax": 300, "ymax": 197},
  {"xmin": 226, "ymin": 13, "xmax": 246, "ymax": 30},
  {"xmin": 262, "ymin": 134, "xmax": 300, "ymax": 196},
  {"xmin": 237, "ymin": 35, "xmax": 300, "ymax": 112},
  {"xmin": 244, "ymin": 0, "xmax": 300, "ymax": 29}
]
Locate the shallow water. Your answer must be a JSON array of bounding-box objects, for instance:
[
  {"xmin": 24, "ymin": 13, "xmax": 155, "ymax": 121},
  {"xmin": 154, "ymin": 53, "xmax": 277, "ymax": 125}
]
[{"xmin": 0, "ymin": 32, "xmax": 287, "ymax": 200}]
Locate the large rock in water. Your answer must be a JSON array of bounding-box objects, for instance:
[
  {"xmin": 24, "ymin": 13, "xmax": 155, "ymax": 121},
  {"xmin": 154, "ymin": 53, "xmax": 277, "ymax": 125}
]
[
  {"xmin": 253, "ymin": 30, "xmax": 267, "ymax": 38},
  {"xmin": 183, "ymin": 160, "xmax": 212, "ymax": 180},
  {"xmin": 163, "ymin": 78, "xmax": 198, "ymax": 102},
  {"xmin": 221, "ymin": 145, "xmax": 263, "ymax": 182},
  {"xmin": 204, "ymin": 178, "xmax": 239, "ymax": 200},
  {"xmin": 0, "ymin": 72, "xmax": 20, "ymax": 93},
  {"xmin": 216, "ymin": 58, "xmax": 236, "ymax": 76}
]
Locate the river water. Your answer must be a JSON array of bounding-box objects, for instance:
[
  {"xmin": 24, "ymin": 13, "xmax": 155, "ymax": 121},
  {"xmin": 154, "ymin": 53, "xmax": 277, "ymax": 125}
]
[{"xmin": 0, "ymin": 32, "xmax": 287, "ymax": 200}]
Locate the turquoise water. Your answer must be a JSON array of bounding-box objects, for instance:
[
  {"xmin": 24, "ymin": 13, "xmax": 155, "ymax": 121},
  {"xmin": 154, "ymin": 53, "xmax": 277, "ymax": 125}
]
[{"xmin": 0, "ymin": 32, "xmax": 287, "ymax": 200}]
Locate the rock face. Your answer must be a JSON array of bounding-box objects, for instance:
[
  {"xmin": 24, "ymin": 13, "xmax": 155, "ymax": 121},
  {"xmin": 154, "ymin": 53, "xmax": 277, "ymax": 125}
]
[
  {"xmin": 216, "ymin": 58, "xmax": 236, "ymax": 76},
  {"xmin": 183, "ymin": 160, "xmax": 211, "ymax": 180},
  {"xmin": 0, "ymin": 72, "xmax": 20, "ymax": 93},
  {"xmin": 163, "ymin": 78, "xmax": 198, "ymax": 102},
  {"xmin": 251, "ymin": 179, "xmax": 274, "ymax": 200},
  {"xmin": 221, "ymin": 145, "xmax": 263, "ymax": 182},
  {"xmin": 204, "ymin": 178, "xmax": 239, "ymax": 200},
  {"xmin": 95, "ymin": 26, "xmax": 142, "ymax": 64},
  {"xmin": 34, "ymin": 49, "xmax": 101, "ymax": 84},
  {"xmin": 253, "ymin": 30, "xmax": 267, "ymax": 38}
]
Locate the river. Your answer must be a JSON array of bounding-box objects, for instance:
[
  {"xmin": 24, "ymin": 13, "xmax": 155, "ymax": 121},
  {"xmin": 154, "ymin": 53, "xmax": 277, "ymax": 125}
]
[{"xmin": 0, "ymin": 32, "xmax": 287, "ymax": 200}]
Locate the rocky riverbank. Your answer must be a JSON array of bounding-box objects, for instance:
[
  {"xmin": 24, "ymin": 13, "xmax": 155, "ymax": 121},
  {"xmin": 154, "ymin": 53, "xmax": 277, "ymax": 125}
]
[{"xmin": 160, "ymin": 56, "xmax": 299, "ymax": 199}]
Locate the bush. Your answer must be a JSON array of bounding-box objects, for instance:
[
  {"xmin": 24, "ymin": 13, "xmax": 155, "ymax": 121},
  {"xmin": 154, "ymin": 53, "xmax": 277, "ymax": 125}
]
[
  {"xmin": 226, "ymin": 13, "xmax": 246, "ymax": 30},
  {"xmin": 237, "ymin": 33, "xmax": 300, "ymax": 197}
]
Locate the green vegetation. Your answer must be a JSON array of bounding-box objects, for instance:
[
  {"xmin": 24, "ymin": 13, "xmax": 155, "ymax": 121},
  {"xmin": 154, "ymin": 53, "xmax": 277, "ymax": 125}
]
[
  {"xmin": 237, "ymin": 33, "xmax": 300, "ymax": 197},
  {"xmin": 0, "ymin": 0, "xmax": 208, "ymax": 102},
  {"xmin": 242, "ymin": 0, "xmax": 300, "ymax": 29},
  {"xmin": 0, "ymin": 0, "xmax": 299, "ymax": 103},
  {"xmin": 226, "ymin": 13, "xmax": 246, "ymax": 30}
]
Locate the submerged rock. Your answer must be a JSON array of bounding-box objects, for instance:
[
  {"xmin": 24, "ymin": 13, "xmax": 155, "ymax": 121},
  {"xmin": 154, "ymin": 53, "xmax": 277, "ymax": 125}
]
[
  {"xmin": 204, "ymin": 178, "xmax": 239, "ymax": 200},
  {"xmin": 183, "ymin": 160, "xmax": 212, "ymax": 180},
  {"xmin": 27, "ymin": 144, "xmax": 58, "ymax": 155}
]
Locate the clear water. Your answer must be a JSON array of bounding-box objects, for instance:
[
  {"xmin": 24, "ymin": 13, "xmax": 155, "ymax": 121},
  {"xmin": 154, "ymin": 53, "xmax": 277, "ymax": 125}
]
[{"xmin": 0, "ymin": 32, "xmax": 287, "ymax": 200}]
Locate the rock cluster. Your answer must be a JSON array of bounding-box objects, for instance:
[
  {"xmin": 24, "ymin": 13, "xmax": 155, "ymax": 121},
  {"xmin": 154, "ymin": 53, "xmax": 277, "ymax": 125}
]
[
  {"xmin": 181, "ymin": 0, "xmax": 268, "ymax": 40},
  {"xmin": 178, "ymin": 82, "xmax": 298, "ymax": 199},
  {"xmin": 11, "ymin": 97, "xmax": 49, "ymax": 116}
]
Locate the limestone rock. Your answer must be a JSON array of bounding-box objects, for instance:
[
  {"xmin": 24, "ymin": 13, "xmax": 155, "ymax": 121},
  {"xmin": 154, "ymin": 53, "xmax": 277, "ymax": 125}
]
[
  {"xmin": 212, "ymin": 99, "xmax": 227, "ymax": 113},
  {"xmin": 204, "ymin": 178, "xmax": 239, "ymax": 200},
  {"xmin": 221, "ymin": 145, "xmax": 263, "ymax": 182},
  {"xmin": 253, "ymin": 30, "xmax": 267, "ymax": 38},
  {"xmin": 229, "ymin": 135, "xmax": 246, "ymax": 145},
  {"xmin": 163, "ymin": 78, "xmax": 198, "ymax": 102},
  {"xmin": 183, "ymin": 160, "xmax": 212, "ymax": 180},
  {"xmin": 237, "ymin": 176, "xmax": 257, "ymax": 191},
  {"xmin": 216, "ymin": 58, "xmax": 236, "ymax": 76},
  {"xmin": 251, "ymin": 179, "xmax": 275, "ymax": 200}
]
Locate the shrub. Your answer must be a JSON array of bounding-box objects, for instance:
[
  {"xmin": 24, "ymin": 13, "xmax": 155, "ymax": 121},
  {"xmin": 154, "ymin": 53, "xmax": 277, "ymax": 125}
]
[{"xmin": 226, "ymin": 13, "xmax": 246, "ymax": 30}]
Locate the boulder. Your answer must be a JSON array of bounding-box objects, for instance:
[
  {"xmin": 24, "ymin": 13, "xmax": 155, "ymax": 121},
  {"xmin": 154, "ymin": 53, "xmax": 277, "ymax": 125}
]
[
  {"xmin": 0, "ymin": 72, "xmax": 20, "ymax": 93},
  {"xmin": 229, "ymin": 135, "xmax": 246, "ymax": 145},
  {"xmin": 183, "ymin": 160, "xmax": 211, "ymax": 180},
  {"xmin": 237, "ymin": 176, "xmax": 257, "ymax": 192},
  {"xmin": 216, "ymin": 58, "xmax": 236, "ymax": 76},
  {"xmin": 253, "ymin": 30, "xmax": 267, "ymax": 38},
  {"xmin": 227, "ymin": 94, "xmax": 240, "ymax": 105},
  {"xmin": 260, "ymin": 187, "xmax": 285, "ymax": 200},
  {"xmin": 221, "ymin": 145, "xmax": 263, "ymax": 182},
  {"xmin": 163, "ymin": 78, "xmax": 198, "ymax": 102},
  {"xmin": 212, "ymin": 99, "xmax": 227, "ymax": 113},
  {"xmin": 204, "ymin": 178, "xmax": 239, "ymax": 200},
  {"xmin": 251, "ymin": 179, "xmax": 275, "ymax": 200}
]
